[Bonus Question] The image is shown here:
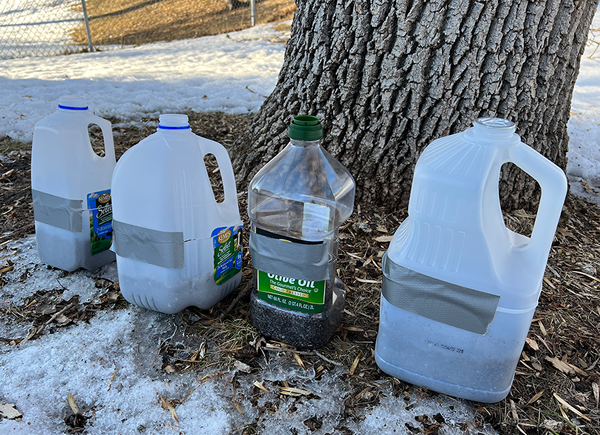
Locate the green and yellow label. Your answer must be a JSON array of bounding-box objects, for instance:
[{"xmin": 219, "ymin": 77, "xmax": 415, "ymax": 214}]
[
  {"xmin": 87, "ymin": 190, "xmax": 112, "ymax": 256},
  {"xmin": 256, "ymin": 270, "xmax": 325, "ymax": 313}
]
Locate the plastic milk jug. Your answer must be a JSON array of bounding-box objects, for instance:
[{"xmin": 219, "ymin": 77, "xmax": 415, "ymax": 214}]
[
  {"xmin": 111, "ymin": 114, "xmax": 243, "ymax": 314},
  {"xmin": 31, "ymin": 96, "xmax": 116, "ymax": 271},
  {"xmin": 375, "ymin": 118, "xmax": 568, "ymax": 402},
  {"xmin": 248, "ymin": 115, "xmax": 355, "ymax": 349}
]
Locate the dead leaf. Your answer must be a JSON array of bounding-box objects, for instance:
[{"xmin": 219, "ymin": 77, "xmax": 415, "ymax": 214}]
[
  {"xmin": 542, "ymin": 420, "xmax": 563, "ymax": 431},
  {"xmin": 510, "ymin": 399, "xmax": 519, "ymax": 422},
  {"xmin": 106, "ymin": 291, "xmax": 119, "ymax": 302},
  {"xmin": 0, "ymin": 265, "xmax": 13, "ymax": 274},
  {"xmin": 553, "ymin": 393, "xmax": 591, "ymax": 422},
  {"xmin": 0, "ymin": 402, "xmax": 22, "ymax": 420},
  {"xmin": 292, "ymin": 352, "xmax": 306, "ymax": 370},
  {"xmin": 349, "ymin": 352, "xmax": 362, "ymax": 375},
  {"xmin": 593, "ymin": 382, "xmax": 599, "ymax": 408},
  {"xmin": 233, "ymin": 400, "xmax": 243, "ymax": 413},
  {"xmin": 234, "ymin": 360, "xmax": 252, "ymax": 373},
  {"xmin": 55, "ymin": 314, "xmax": 71, "ymax": 326},
  {"xmin": 376, "ymin": 227, "xmax": 387, "ymax": 233},
  {"xmin": 279, "ymin": 387, "xmax": 312, "ymax": 397},
  {"xmin": 1, "ymin": 169, "xmax": 15, "ymax": 179},
  {"xmin": 374, "ymin": 235, "xmax": 393, "ymax": 243},
  {"xmin": 545, "ymin": 356, "xmax": 575, "ymax": 375},
  {"xmin": 157, "ymin": 393, "xmax": 178, "ymax": 422},
  {"xmin": 68, "ymin": 393, "xmax": 79, "ymax": 414},
  {"xmin": 354, "ymin": 387, "xmax": 371, "ymax": 401},
  {"xmin": 253, "ymin": 381, "xmax": 269, "ymax": 392},
  {"xmin": 525, "ymin": 338, "xmax": 539, "ymax": 351},
  {"xmin": 538, "ymin": 320, "xmax": 547, "ymax": 336},
  {"xmin": 527, "ymin": 390, "xmax": 545, "ymax": 405}
]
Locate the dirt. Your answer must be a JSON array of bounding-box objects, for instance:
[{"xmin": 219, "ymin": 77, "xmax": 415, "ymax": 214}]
[{"xmin": 1, "ymin": 113, "xmax": 599, "ymax": 434}]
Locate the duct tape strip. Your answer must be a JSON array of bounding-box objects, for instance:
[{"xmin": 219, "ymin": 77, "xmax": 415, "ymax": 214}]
[
  {"xmin": 249, "ymin": 231, "xmax": 330, "ymax": 281},
  {"xmin": 32, "ymin": 189, "xmax": 83, "ymax": 232},
  {"xmin": 382, "ymin": 253, "xmax": 500, "ymax": 335},
  {"xmin": 113, "ymin": 220, "xmax": 184, "ymax": 269}
]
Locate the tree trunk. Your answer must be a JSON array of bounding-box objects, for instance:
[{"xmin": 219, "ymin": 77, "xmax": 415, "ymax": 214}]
[{"xmin": 232, "ymin": 0, "xmax": 599, "ymax": 211}]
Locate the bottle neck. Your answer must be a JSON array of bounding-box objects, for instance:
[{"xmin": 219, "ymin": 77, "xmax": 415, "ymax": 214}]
[{"xmin": 290, "ymin": 138, "xmax": 321, "ymax": 148}]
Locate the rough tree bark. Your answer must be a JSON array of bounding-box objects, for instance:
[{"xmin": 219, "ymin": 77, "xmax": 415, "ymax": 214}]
[{"xmin": 232, "ymin": 0, "xmax": 599, "ymax": 211}]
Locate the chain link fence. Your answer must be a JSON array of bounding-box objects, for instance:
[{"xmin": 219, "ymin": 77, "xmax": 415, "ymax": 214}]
[{"xmin": 1, "ymin": 0, "xmax": 296, "ymax": 60}]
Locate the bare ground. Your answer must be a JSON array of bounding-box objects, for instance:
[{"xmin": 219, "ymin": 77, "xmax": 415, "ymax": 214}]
[{"xmin": 0, "ymin": 113, "xmax": 599, "ymax": 434}]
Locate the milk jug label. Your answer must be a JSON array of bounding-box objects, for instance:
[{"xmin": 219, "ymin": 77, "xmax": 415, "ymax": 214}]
[
  {"xmin": 256, "ymin": 271, "xmax": 325, "ymax": 313},
  {"xmin": 87, "ymin": 190, "xmax": 113, "ymax": 256},
  {"xmin": 212, "ymin": 225, "xmax": 243, "ymax": 285}
]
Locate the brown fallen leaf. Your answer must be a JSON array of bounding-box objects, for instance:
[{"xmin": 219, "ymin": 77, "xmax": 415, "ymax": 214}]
[
  {"xmin": 279, "ymin": 387, "xmax": 312, "ymax": 397},
  {"xmin": 68, "ymin": 393, "xmax": 79, "ymax": 414},
  {"xmin": 0, "ymin": 265, "xmax": 13, "ymax": 274},
  {"xmin": 157, "ymin": 393, "xmax": 178, "ymax": 422},
  {"xmin": 253, "ymin": 381, "xmax": 269, "ymax": 393},
  {"xmin": 349, "ymin": 352, "xmax": 362, "ymax": 375},
  {"xmin": 545, "ymin": 356, "xmax": 575, "ymax": 375},
  {"xmin": 527, "ymin": 390, "xmax": 545, "ymax": 405},
  {"xmin": 593, "ymin": 382, "xmax": 599, "ymax": 408},
  {"xmin": 293, "ymin": 352, "xmax": 306, "ymax": 370},
  {"xmin": 553, "ymin": 393, "xmax": 591, "ymax": 422},
  {"xmin": 233, "ymin": 400, "xmax": 243, "ymax": 413},
  {"xmin": 525, "ymin": 337, "xmax": 539, "ymax": 351},
  {"xmin": 374, "ymin": 235, "xmax": 393, "ymax": 243}
]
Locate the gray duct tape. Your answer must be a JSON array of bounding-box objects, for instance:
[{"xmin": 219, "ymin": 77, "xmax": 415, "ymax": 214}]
[
  {"xmin": 382, "ymin": 253, "xmax": 500, "ymax": 335},
  {"xmin": 113, "ymin": 220, "xmax": 184, "ymax": 269},
  {"xmin": 32, "ymin": 189, "xmax": 83, "ymax": 232},
  {"xmin": 249, "ymin": 231, "xmax": 330, "ymax": 281}
]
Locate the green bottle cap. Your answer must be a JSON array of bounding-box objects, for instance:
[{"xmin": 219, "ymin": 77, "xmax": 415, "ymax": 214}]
[{"xmin": 288, "ymin": 115, "xmax": 323, "ymax": 141}]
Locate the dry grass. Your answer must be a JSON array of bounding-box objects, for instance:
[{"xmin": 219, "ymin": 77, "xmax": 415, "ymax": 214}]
[{"xmin": 71, "ymin": 0, "xmax": 296, "ymax": 47}]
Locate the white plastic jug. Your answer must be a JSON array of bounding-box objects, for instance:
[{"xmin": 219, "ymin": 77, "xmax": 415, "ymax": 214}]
[
  {"xmin": 111, "ymin": 114, "xmax": 243, "ymax": 314},
  {"xmin": 375, "ymin": 118, "xmax": 568, "ymax": 403},
  {"xmin": 31, "ymin": 96, "xmax": 116, "ymax": 271}
]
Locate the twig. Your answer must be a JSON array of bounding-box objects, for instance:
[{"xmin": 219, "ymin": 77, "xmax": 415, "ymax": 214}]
[
  {"xmin": 23, "ymin": 302, "xmax": 75, "ymax": 342},
  {"xmin": 314, "ymin": 350, "xmax": 344, "ymax": 367},
  {"xmin": 217, "ymin": 281, "xmax": 251, "ymax": 322}
]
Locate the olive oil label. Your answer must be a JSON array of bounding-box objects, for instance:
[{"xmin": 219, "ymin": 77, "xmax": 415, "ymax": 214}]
[
  {"xmin": 212, "ymin": 225, "xmax": 243, "ymax": 285},
  {"xmin": 87, "ymin": 190, "xmax": 112, "ymax": 256},
  {"xmin": 256, "ymin": 271, "xmax": 325, "ymax": 313}
]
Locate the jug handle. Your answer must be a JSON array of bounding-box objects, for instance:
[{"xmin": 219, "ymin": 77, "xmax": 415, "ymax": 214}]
[
  {"xmin": 86, "ymin": 114, "xmax": 116, "ymax": 163},
  {"xmin": 197, "ymin": 138, "xmax": 238, "ymax": 212},
  {"xmin": 508, "ymin": 143, "xmax": 568, "ymax": 256}
]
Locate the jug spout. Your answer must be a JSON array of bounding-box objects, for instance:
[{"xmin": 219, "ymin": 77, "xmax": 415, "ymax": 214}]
[{"xmin": 470, "ymin": 118, "xmax": 517, "ymax": 142}]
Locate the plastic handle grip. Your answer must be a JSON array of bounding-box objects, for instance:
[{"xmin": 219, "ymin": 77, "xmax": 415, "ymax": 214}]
[
  {"xmin": 508, "ymin": 143, "xmax": 568, "ymax": 257},
  {"xmin": 197, "ymin": 138, "xmax": 239, "ymax": 214},
  {"xmin": 86, "ymin": 114, "xmax": 116, "ymax": 163}
]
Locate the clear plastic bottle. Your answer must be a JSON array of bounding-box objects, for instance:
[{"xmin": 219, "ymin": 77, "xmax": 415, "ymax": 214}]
[
  {"xmin": 31, "ymin": 96, "xmax": 116, "ymax": 271},
  {"xmin": 248, "ymin": 115, "xmax": 355, "ymax": 349}
]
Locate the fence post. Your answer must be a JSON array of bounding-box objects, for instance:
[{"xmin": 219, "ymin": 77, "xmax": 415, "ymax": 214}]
[
  {"xmin": 250, "ymin": 0, "xmax": 257, "ymax": 26},
  {"xmin": 81, "ymin": 0, "xmax": 95, "ymax": 52}
]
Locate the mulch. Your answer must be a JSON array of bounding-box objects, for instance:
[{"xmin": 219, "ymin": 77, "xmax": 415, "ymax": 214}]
[{"xmin": 0, "ymin": 113, "xmax": 599, "ymax": 434}]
